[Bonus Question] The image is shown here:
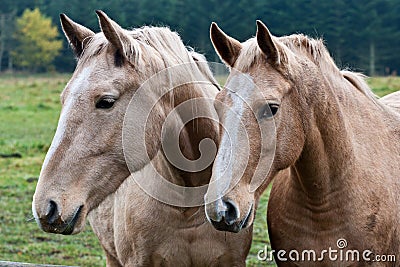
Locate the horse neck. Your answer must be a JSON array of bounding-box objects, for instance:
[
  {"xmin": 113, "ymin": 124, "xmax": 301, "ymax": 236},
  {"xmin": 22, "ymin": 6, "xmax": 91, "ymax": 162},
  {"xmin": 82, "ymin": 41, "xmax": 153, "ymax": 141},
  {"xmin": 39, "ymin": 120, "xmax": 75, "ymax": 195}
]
[
  {"xmin": 291, "ymin": 72, "xmax": 393, "ymax": 202},
  {"xmin": 161, "ymin": 81, "xmax": 219, "ymax": 187}
]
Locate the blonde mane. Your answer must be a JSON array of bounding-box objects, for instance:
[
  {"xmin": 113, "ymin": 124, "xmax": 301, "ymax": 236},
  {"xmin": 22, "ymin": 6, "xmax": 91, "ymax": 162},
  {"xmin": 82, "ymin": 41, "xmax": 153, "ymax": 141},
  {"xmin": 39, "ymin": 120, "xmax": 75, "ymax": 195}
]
[
  {"xmin": 235, "ymin": 33, "xmax": 378, "ymax": 102},
  {"xmin": 80, "ymin": 26, "xmax": 218, "ymax": 86}
]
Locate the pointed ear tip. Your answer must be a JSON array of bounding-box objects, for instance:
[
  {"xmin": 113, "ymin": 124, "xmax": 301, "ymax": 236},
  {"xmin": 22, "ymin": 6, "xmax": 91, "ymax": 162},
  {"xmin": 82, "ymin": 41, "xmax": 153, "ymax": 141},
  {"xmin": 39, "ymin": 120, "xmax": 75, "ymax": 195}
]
[
  {"xmin": 210, "ymin": 23, "xmax": 224, "ymax": 38},
  {"xmin": 59, "ymin": 13, "xmax": 68, "ymax": 21},
  {"xmin": 210, "ymin": 22, "xmax": 218, "ymax": 31},
  {"xmin": 95, "ymin": 10, "xmax": 106, "ymax": 18},
  {"xmin": 256, "ymin": 20, "xmax": 265, "ymax": 28},
  {"xmin": 256, "ymin": 21, "xmax": 271, "ymax": 36}
]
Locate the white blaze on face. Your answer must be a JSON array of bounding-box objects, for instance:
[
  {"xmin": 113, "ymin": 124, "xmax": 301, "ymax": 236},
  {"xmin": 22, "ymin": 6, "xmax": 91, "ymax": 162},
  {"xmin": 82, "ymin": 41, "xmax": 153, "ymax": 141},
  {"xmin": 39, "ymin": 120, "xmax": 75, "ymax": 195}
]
[
  {"xmin": 33, "ymin": 66, "xmax": 92, "ymax": 222},
  {"xmin": 206, "ymin": 73, "xmax": 255, "ymax": 204},
  {"xmin": 39, "ymin": 66, "xmax": 92, "ymax": 174}
]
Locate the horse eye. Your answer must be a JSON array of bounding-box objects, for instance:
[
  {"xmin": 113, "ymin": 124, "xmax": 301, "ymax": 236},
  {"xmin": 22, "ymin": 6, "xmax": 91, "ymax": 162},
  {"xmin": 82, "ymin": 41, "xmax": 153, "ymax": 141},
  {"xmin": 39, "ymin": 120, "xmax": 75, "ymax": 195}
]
[
  {"xmin": 96, "ymin": 97, "xmax": 116, "ymax": 109},
  {"xmin": 260, "ymin": 103, "xmax": 279, "ymax": 119}
]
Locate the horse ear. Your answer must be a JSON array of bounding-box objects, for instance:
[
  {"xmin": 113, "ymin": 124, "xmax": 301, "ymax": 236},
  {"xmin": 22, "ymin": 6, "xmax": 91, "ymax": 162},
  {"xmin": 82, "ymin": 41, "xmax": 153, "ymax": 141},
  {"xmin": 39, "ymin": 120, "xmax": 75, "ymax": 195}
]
[
  {"xmin": 210, "ymin": 22, "xmax": 241, "ymax": 67},
  {"xmin": 96, "ymin": 10, "xmax": 130, "ymax": 62},
  {"xmin": 60, "ymin": 14, "xmax": 95, "ymax": 57},
  {"xmin": 256, "ymin": 20, "xmax": 280, "ymax": 65}
]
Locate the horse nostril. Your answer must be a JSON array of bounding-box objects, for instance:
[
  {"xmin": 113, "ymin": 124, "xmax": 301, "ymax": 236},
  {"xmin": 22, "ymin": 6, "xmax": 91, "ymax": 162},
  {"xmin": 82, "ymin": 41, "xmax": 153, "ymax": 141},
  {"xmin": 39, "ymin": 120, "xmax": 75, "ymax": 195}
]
[
  {"xmin": 206, "ymin": 198, "xmax": 242, "ymax": 233},
  {"xmin": 46, "ymin": 200, "xmax": 59, "ymax": 224},
  {"xmin": 223, "ymin": 199, "xmax": 239, "ymax": 225}
]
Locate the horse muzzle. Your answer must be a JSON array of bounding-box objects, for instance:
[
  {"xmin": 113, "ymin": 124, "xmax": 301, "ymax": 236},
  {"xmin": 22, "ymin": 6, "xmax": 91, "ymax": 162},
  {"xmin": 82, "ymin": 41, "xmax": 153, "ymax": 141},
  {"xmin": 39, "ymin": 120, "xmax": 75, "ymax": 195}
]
[
  {"xmin": 205, "ymin": 198, "xmax": 253, "ymax": 233},
  {"xmin": 33, "ymin": 199, "xmax": 84, "ymax": 235}
]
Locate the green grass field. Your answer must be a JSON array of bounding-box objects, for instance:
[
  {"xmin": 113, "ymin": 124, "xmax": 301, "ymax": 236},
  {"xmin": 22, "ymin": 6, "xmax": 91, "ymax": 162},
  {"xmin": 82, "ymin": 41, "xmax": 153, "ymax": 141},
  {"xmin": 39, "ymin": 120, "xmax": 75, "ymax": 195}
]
[{"xmin": 0, "ymin": 74, "xmax": 399, "ymax": 266}]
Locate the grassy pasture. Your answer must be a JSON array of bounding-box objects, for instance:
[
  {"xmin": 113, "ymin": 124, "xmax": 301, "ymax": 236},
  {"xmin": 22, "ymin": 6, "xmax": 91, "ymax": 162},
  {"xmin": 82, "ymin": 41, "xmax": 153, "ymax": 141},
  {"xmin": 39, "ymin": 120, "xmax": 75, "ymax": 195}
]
[{"xmin": 0, "ymin": 74, "xmax": 399, "ymax": 266}]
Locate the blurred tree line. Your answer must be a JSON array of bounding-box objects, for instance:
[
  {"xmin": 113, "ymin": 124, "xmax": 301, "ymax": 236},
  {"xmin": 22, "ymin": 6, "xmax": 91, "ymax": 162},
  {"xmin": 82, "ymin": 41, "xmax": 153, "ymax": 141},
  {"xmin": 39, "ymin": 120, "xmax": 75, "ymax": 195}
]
[{"xmin": 0, "ymin": 0, "xmax": 399, "ymax": 75}]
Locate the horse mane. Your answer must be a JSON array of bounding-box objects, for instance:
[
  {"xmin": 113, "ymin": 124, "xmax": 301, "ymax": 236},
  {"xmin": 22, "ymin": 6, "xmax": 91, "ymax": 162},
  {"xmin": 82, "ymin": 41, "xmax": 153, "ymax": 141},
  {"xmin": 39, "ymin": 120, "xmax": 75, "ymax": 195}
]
[
  {"xmin": 80, "ymin": 26, "xmax": 218, "ymax": 86},
  {"xmin": 235, "ymin": 33, "xmax": 378, "ymax": 103},
  {"xmin": 341, "ymin": 71, "xmax": 378, "ymax": 101},
  {"xmin": 190, "ymin": 51, "xmax": 221, "ymax": 89},
  {"xmin": 132, "ymin": 26, "xmax": 195, "ymax": 67}
]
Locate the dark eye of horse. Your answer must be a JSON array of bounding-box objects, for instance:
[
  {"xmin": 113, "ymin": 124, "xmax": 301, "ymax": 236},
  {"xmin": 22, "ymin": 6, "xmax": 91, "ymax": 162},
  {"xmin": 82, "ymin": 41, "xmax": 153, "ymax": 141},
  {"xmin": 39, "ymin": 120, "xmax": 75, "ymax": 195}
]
[
  {"xmin": 260, "ymin": 103, "xmax": 279, "ymax": 119},
  {"xmin": 96, "ymin": 97, "xmax": 116, "ymax": 109}
]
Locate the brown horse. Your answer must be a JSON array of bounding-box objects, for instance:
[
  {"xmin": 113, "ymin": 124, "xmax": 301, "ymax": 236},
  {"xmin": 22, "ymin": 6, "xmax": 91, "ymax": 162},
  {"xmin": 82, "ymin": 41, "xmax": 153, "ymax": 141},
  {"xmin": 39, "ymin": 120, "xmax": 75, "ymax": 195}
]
[
  {"xmin": 32, "ymin": 11, "xmax": 252, "ymax": 266},
  {"xmin": 205, "ymin": 20, "xmax": 400, "ymax": 266}
]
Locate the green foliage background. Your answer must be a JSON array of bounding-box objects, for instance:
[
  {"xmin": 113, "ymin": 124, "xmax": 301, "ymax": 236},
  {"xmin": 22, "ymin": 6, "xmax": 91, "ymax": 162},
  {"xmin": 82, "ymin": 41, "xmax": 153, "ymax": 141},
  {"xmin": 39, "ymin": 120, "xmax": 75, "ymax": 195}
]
[{"xmin": 0, "ymin": 0, "xmax": 400, "ymax": 75}]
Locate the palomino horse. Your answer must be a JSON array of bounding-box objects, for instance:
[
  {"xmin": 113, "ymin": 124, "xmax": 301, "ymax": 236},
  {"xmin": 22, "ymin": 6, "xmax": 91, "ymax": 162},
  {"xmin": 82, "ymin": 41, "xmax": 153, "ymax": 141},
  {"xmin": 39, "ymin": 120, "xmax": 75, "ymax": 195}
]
[
  {"xmin": 381, "ymin": 91, "xmax": 400, "ymax": 112},
  {"xmin": 32, "ymin": 11, "xmax": 252, "ymax": 266},
  {"xmin": 205, "ymin": 21, "xmax": 400, "ymax": 266}
]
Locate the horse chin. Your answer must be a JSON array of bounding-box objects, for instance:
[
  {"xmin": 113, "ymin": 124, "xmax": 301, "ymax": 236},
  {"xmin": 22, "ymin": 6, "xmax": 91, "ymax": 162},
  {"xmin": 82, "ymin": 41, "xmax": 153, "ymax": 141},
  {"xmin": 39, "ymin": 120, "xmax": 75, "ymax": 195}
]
[
  {"xmin": 67, "ymin": 221, "xmax": 86, "ymax": 235},
  {"xmin": 209, "ymin": 220, "xmax": 243, "ymax": 233},
  {"xmin": 64, "ymin": 207, "xmax": 87, "ymax": 235},
  {"xmin": 240, "ymin": 203, "xmax": 254, "ymax": 229}
]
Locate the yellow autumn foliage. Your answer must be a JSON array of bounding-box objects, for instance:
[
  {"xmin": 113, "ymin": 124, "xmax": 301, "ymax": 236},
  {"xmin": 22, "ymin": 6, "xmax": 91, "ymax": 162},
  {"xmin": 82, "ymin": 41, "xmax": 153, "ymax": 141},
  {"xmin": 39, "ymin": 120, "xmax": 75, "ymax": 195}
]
[{"xmin": 12, "ymin": 8, "xmax": 62, "ymax": 72}]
